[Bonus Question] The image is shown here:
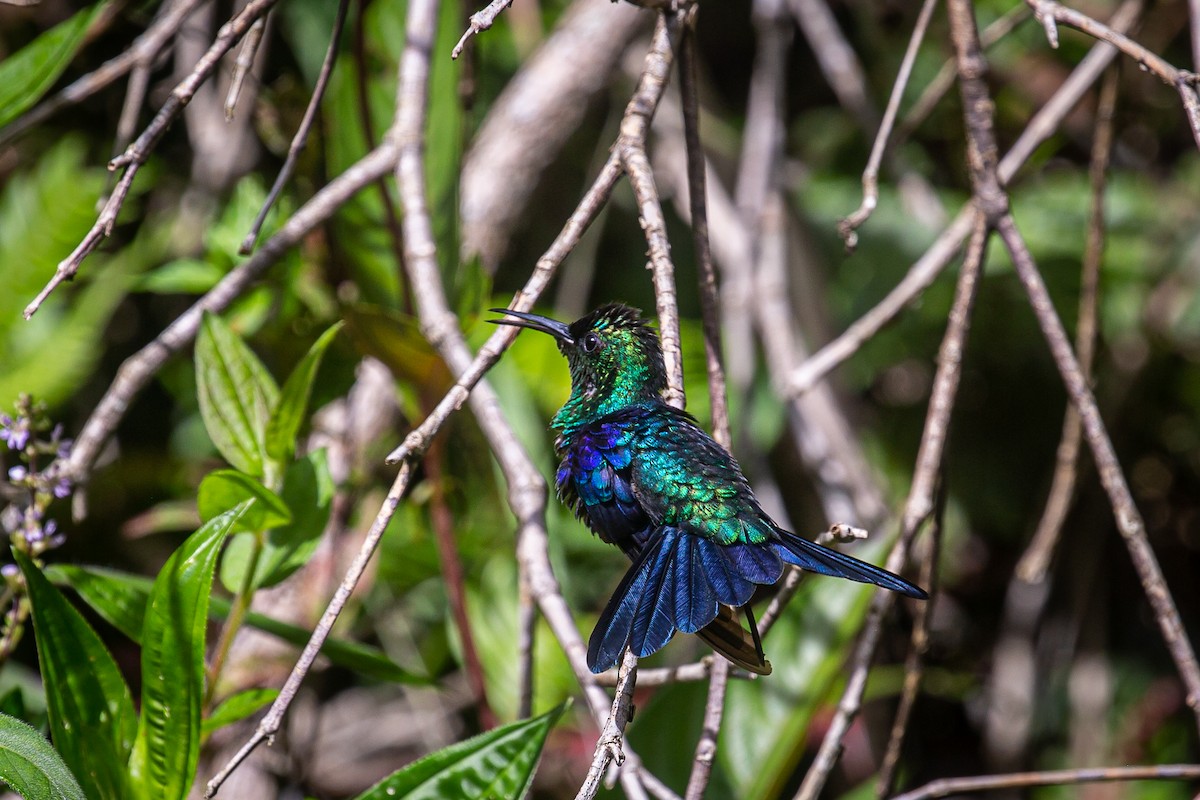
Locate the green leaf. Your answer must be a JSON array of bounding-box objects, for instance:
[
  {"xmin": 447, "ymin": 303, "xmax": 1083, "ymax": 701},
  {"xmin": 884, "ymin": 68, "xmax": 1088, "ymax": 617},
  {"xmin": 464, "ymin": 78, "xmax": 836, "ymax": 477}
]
[
  {"xmin": 129, "ymin": 505, "xmax": 246, "ymax": 800},
  {"xmin": 0, "ymin": 712, "xmax": 87, "ymax": 800},
  {"xmin": 195, "ymin": 313, "xmax": 280, "ymax": 479},
  {"xmin": 46, "ymin": 565, "xmax": 422, "ymax": 684},
  {"xmin": 352, "ymin": 703, "xmax": 566, "ymax": 800},
  {"xmin": 221, "ymin": 449, "xmax": 334, "ymax": 591},
  {"xmin": 201, "ymin": 689, "xmax": 279, "ymax": 737},
  {"xmin": 14, "ymin": 550, "xmax": 136, "ymax": 800},
  {"xmin": 197, "ymin": 469, "xmax": 292, "ymax": 531},
  {"xmin": 265, "ymin": 321, "xmax": 343, "ymax": 463},
  {"xmin": 0, "ymin": 3, "xmax": 107, "ymax": 130}
]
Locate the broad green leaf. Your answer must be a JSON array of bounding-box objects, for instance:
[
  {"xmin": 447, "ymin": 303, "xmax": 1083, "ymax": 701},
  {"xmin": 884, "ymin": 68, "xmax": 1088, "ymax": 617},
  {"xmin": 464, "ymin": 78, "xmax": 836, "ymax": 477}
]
[
  {"xmin": 0, "ymin": 3, "xmax": 106, "ymax": 130},
  {"xmin": 265, "ymin": 322, "xmax": 343, "ymax": 462},
  {"xmin": 14, "ymin": 551, "xmax": 135, "ymax": 800},
  {"xmin": 47, "ymin": 565, "xmax": 421, "ymax": 684},
  {"xmin": 352, "ymin": 703, "xmax": 566, "ymax": 800},
  {"xmin": 129, "ymin": 505, "xmax": 246, "ymax": 800},
  {"xmin": 0, "ymin": 712, "xmax": 87, "ymax": 800},
  {"xmin": 221, "ymin": 449, "xmax": 334, "ymax": 591},
  {"xmin": 197, "ymin": 469, "xmax": 292, "ymax": 531},
  {"xmin": 201, "ymin": 689, "xmax": 279, "ymax": 737},
  {"xmin": 195, "ymin": 313, "xmax": 279, "ymax": 479}
]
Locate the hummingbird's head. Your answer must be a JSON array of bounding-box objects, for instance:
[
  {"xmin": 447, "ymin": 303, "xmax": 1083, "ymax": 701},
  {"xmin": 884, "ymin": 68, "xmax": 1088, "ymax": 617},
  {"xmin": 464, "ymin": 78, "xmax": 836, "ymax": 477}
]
[{"xmin": 490, "ymin": 303, "xmax": 666, "ymax": 423}]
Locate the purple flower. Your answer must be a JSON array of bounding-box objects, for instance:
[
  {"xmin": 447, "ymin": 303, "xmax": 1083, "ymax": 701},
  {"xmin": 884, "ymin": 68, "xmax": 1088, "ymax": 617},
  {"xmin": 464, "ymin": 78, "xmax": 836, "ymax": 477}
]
[
  {"xmin": 0, "ymin": 414, "xmax": 29, "ymax": 451},
  {"xmin": 7, "ymin": 466, "xmax": 27, "ymax": 482},
  {"xmin": 0, "ymin": 564, "xmax": 18, "ymax": 579},
  {"xmin": 53, "ymin": 478, "xmax": 71, "ymax": 498}
]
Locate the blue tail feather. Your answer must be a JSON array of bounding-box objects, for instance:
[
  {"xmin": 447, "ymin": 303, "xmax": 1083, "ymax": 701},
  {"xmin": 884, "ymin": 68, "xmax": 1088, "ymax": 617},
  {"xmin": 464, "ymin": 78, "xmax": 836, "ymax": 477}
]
[
  {"xmin": 673, "ymin": 535, "xmax": 717, "ymax": 633},
  {"xmin": 772, "ymin": 530, "xmax": 927, "ymax": 599},
  {"xmin": 722, "ymin": 540, "xmax": 784, "ymax": 585},
  {"xmin": 696, "ymin": 538, "xmax": 756, "ymax": 606}
]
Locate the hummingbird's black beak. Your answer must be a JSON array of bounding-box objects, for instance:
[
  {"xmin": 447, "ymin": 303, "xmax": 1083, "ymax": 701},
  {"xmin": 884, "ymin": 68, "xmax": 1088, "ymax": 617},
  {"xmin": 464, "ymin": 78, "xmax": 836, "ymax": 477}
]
[{"xmin": 488, "ymin": 308, "xmax": 574, "ymax": 344}]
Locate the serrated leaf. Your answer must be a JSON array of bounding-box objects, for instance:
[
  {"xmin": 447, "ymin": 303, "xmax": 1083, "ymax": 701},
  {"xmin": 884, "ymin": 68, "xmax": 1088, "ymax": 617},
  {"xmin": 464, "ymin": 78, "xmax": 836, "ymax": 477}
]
[
  {"xmin": 265, "ymin": 322, "xmax": 343, "ymax": 463},
  {"xmin": 0, "ymin": 712, "xmax": 87, "ymax": 800},
  {"xmin": 0, "ymin": 3, "xmax": 107, "ymax": 130},
  {"xmin": 201, "ymin": 689, "xmax": 279, "ymax": 737},
  {"xmin": 352, "ymin": 703, "xmax": 566, "ymax": 800},
  {"xmin": 129, "ymin": 505, "xmax": 246, "ymax": 800},
  {"xmin": 197, "ymin": 469, "xmax": 292, "ymax": 531},
  {"xmin": 195, "ymin": 313, "xmax": 279, "ymax": 479},
  {"xmin": 14, "ymin": 550, "xmax": 135, "ymax": 800},
  {"xmin": 222, "ymin": 449, "xmax": 333, "ymax": 591},
  {"xmin": 46, "ymin": 565, "xmax": 422, "ymax": 684}
]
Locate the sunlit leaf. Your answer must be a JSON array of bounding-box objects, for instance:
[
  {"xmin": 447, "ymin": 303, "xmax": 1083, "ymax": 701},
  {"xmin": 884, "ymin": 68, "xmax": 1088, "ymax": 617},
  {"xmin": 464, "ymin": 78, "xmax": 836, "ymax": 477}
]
[
  {"xmin": 265, "ymin": 321, "xmax": 344, "ymax": 463},
  {"xmin": 0, "ymin": 711, "xmax": 87, "ymax": 800},
  {"xmin": 201, "ymin": 689, "xmax": 279, "ymax": 737},
  {"xmin": 129, "ymin": 506, "xmax": 247, "ymax": 800},
  {"xmin": 351, "ymin": 703, "xmax": 566, "ymax": 800},
  {"xmin": 15, "ymin": 551, "xmax": 136, "ymax": 800},
  {"xmin": 195, "ymin": 313, "xmax": 280, "ymax": 479}
]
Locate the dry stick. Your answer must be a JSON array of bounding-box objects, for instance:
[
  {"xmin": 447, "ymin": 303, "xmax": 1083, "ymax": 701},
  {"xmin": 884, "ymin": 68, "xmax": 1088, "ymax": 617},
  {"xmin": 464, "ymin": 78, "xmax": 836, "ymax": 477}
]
[
  {"xmin": 890, "ymin": 764, "xmax": 1200, "ymax": 800},
  {"xmin": 786, "ymin": 0, "xmax": 1141, "ymax": 399},
  {"xmin": 1191, "ymin": 0, "xmax": 1200, "ymax": 76},
  {"xmin": 225, "ymin": 14, "xmax": 268, "ymax": 120},
  {"xmin": 240, "ymin": 0, "xmax": 350, "ymax": 254},
  {"xmin": 595, "ymin": 659, "xmax": 758, "ymax": 686},
  {"xmin": 897, "ymin": 5, "xmax": 1030, "ymax": 143},
  {"xmin": 575, "ymin": 650, "xmax": 641, "ymax": 800},
  {"xmin": 876, "ymin": 504, "xmax": 943, "ymax": 797},
  {"xmin": 677, "ymin": 17, "xmax": 734, "ymax": 800},
  {"xmin": 24, "ymin": 0, "xmax": 280, "ymax": 321},
  {"xmin": 452, "ymin": 0, "xmax": 514, "ymax": 59},
  {"xmin": 61, "ymin": 142, "xmax": 400, "ymax": 487},
  {"xmin": 1025, "ymin": 0, "xmax": 1200, "ymax": 151},
  {"xmin": 618, "ymin": 13, "xmax": 687, "ymax": 409},
  {"xmin": 839, "ymin": 0, "xmax": 938, "ymax": 250},
  {"xmin": 1015, "ymin": 64, "xmax": 1118, "ymax": 583},
  {"xmin": 793, "ymin": 213, "xmax": 990, "ymax": 800},
  {"xmin": 956, "ymin": 0, "xmax": 1200, "ymax": 734},
  {"xmin": 0, "ymin": 0, "xmax": 207, "ymax": 146},
  {"xmin": 113, "ymin": 58, "xmax": 153, "ymax": 158}
]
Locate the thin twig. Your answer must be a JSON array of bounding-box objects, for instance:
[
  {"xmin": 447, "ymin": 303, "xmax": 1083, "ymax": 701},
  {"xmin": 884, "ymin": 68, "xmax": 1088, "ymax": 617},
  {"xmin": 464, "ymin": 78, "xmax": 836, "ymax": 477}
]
[
  {"xmin": 225, "ymin": 14, "xmax": 269, "ymax": 120},
  {"xmin": 240, "ymin": 0, "xmax": 349, "ymax": 254},
  {"xmin": 452, "ymin": 0, "xmax": 514, "ymax": 59},
  {"xmin": 618, "ymin": 12, "xmax": 687, "ymax": 408},
  {"xmin": 788, "ymin": 0, "xmax": 876, "ymax": 133},
  {"xmin": 575, "ymin": 651, "xmax": 639, "ymax": 800},
  {"xmin": 1015, "ymin": 64, "xmax": 1117, "ymax": 583},
  {"xmin": 1026, "ymin": 0, "xmax": 1200, "ymax": 150},
  {"xmin": 890, "ymin": 764, "xmax": 1200, "ymax": 800},
  {"xmin": 24, "ymin": 0, "xmax": 280, "ymax": 320},
  {"xmin": 839, "ymin": 0, "xmax": 938, "ymax": 250}
]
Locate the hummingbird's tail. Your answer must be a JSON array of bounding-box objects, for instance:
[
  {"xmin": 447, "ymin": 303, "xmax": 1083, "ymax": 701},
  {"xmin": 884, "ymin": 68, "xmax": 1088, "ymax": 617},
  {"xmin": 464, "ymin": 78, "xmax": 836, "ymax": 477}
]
[
  {"xmin": 771, "ymin": 529, "xmax": 928, "ymax": 599},
  {"xmin": 587, "ymin": 527, "xmax": 784, "ymax": 673}
]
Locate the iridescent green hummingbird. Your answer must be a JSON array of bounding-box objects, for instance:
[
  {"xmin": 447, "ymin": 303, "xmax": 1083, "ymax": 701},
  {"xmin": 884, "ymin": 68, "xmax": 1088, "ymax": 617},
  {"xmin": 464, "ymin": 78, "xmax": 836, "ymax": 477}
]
[{"xmin": 491, "ymin": 303, "xmax": 926, "ymax": 674}]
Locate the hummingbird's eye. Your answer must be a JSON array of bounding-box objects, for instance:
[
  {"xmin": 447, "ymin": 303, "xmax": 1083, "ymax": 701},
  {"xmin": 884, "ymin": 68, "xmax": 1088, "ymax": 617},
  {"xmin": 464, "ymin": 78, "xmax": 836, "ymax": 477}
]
[{"xmin": 581, "ymin": 332, "xmax": 601, "ymax": 353}]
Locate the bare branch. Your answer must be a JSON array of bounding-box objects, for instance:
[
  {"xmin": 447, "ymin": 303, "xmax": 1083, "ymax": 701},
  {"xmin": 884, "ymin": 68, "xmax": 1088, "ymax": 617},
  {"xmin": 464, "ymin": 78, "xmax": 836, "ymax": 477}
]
[
  {"xmin": 225, "ymin": 14, "xmax": 269, "ymax": 120},
  {"xmin": 891, "ymin": 764, "xmax": 1200, "ymax": 800}
]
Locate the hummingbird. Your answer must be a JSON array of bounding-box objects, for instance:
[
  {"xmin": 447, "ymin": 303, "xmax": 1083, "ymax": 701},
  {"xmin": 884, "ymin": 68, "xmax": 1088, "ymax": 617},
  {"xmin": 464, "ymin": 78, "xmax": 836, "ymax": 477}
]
[{"xmin": 491, "ymin": 303, "xmax": 926, "ymax": 675}]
